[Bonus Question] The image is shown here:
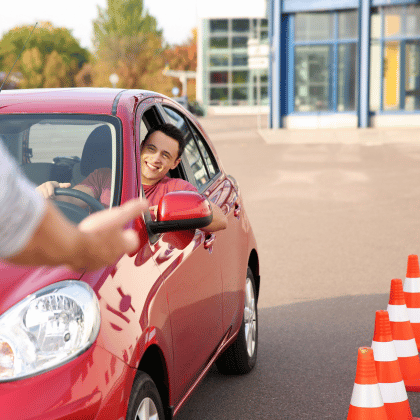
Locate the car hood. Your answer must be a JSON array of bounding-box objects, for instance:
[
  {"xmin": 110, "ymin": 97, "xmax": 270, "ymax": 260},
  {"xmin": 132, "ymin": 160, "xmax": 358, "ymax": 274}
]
[{"xmin": 0, "ymin": 261, "xmax": 83, "ymax": 316}]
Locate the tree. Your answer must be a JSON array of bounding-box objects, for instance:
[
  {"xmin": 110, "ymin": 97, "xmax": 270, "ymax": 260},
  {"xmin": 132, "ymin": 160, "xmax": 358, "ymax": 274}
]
[
  {"xmin": 93, "ymin": 0, "xmax": 161, "ymax": 47},
  {"xmin": 164, "ymin": 28, "xmax": 197, "ymax": 72},
  {"xmin": 20, "ymin": 47, "xmax": 43, "ymax": 88},
  {"xmin": 0, "ymin": 21, "xmax": 89, "ymax": 89},
  {"xmin": 43, "ymin": 51, "xmax": 70, "ymax": 88},
  {"xmin": 163, "ymin": 29, "xmax": 198, "ymax": 101},
  {"xmin": 91, "ymin": 0, "xmax": 172, "ymax": 93}
]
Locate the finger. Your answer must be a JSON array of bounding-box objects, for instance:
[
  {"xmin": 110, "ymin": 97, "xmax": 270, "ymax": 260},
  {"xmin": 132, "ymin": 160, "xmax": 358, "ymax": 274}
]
[
  {"xmin": 121, "ymin": 229, "xmax": 140, "ymax": 253},
  {"xmin": 79, "ymin": 198, "xmax": 149, "ymax": 231},
  {"xmin": 59, "ymin": 183, "xmax": 71, "ymax": 188},
  {"xmin": 106, "ymin": 199, "xmax": 150, "ymax": 229},
  {"xmin": 47, "ymin": 183, "xmax": 56, "ymax": 198}
]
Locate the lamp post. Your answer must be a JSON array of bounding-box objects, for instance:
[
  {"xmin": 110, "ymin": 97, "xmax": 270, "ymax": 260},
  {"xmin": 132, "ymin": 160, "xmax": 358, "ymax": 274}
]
[
  {"xmin": 109, "ymin": 73, "xmax": 119, "ymax": 88},
  {"xmin": 162, "ymin": 67, "xmax": 196, "ymax": 97}
]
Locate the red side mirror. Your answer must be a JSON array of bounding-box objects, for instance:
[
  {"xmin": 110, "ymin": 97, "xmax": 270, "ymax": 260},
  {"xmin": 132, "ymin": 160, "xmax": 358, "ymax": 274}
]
[{"xmin": 147, "ymin": 191, "xmax": 213, "ymax": 234}]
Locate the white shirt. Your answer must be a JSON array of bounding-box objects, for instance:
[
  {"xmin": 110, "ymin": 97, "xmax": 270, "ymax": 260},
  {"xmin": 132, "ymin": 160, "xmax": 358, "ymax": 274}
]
[{"xmin": 0, "ymin": 140, "xmax": 46, "ymax": 258}]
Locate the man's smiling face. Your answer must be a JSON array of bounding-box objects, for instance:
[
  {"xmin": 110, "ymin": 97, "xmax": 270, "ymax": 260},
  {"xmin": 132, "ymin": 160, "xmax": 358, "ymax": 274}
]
[{"xmin": 140, "ymin": 130, "xmax": 181, "ymax": 185}]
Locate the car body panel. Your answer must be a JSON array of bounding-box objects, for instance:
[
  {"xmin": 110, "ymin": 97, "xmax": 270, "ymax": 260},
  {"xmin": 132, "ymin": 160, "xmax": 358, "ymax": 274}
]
[
  {"xmin": 0, "ymin": 263, "xmax": 83, "ymax": 315},
  {"xmin": 0, "ymin": 342, "xmax": 135, "ymax": 420}
]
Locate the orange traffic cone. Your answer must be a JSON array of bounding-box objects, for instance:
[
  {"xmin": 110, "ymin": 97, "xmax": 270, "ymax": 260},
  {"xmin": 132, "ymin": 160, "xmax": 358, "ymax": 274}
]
[
  {"xmin": 404, "ymin": 255, "xmax": 420, "ymax": 351},
  {"xmin": 347, "ymin": 347, "xmax": 388, "ymax": 419},
  {"xmin": 388, "ymin": 278, "xmax": 420, "ymax": 392},
  {"xmin": 372, "ymin": 310, "xmax": 418, "ymax": 419}
]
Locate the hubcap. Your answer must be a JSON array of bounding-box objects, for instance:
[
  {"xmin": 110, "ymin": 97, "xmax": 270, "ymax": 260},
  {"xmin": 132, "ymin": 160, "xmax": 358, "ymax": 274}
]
[
  {"xmin": 135, "ymin": 397, "xmax": 159, "ymax": 420},
  {"xmin": 244, "ymin": 276, "xmax": 257, "ymax": 358}
]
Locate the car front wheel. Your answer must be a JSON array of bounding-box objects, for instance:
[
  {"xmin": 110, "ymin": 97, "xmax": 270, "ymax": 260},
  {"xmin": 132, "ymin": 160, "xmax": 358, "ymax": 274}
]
[
  {"xmin": 126, "ymin": 371, "xmax": 165, "ymax": 420},
  {"xmin": 216, "ymin": 267, "xmax": 258, "ymax": 374}
]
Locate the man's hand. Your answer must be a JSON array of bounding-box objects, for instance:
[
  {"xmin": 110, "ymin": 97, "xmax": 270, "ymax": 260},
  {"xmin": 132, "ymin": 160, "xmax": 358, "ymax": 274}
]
[
  {"xmin": 76, "ymin": 199, "xmax": 149, "ymax": 270},
  {"xmin": 200, "ymin": 201, "xmax": 228, "ymax": 232},
  {"xmin": 6, "ymin": 198, "xmax": 149, "ymax": 271},
  {"xmin": 36, "ymin": 181, "xmax": 71, "ymax": 199}
]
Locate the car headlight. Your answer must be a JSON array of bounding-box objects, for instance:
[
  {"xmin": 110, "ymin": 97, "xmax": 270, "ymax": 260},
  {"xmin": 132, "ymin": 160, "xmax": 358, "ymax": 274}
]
[{"xmin": 0, "ymin": 280, "xmax": 100, "ymax": 382}]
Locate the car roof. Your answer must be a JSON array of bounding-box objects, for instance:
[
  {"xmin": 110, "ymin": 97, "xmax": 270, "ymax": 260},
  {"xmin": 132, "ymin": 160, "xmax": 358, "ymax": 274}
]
[{"xmin": 0, "ymin": 88, "xmax": 157, "ymax": 115}]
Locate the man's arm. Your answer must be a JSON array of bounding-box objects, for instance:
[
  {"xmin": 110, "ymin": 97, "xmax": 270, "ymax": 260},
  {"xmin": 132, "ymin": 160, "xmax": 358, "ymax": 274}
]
[
  {"xmin": 6, "ymin": 199, "xmax": 148, "ymax": 271},
  {"xmin": 201, "ymin": 201, "xmax": 227, "ymax": 233}
]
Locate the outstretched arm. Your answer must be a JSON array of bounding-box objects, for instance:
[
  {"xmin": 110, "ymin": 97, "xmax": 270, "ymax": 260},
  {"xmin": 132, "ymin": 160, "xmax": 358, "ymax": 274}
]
[{"xmin": 6, "ymin": 198, "xmax": 148, "ymax": 271}]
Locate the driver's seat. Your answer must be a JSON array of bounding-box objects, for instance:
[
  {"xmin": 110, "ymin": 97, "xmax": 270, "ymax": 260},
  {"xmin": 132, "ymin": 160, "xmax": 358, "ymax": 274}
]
[{"xmin": 72, "ymin": 125, "xmax": 112, "ymax": 185}]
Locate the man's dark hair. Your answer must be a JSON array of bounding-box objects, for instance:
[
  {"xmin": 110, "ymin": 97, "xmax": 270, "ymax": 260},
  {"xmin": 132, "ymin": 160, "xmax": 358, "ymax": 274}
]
[{"xmin": 143, "ymin": 123, "xmax": 186, "ymax": 158}]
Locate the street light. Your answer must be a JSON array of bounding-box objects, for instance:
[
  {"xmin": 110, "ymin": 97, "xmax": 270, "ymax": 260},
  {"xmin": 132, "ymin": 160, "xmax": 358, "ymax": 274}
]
[
  {"xmin": 109, "ymin": 73, "xmax": 119, "ymax": 88},
  {"xmin": 172, "ymin": 87, "xmax": 180, "ymax": 97}
]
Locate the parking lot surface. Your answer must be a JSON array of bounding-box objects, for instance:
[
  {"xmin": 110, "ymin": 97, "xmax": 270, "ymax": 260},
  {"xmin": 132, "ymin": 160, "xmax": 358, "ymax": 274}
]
[{"xmin": 175, "ymin": 114, "xmax": 420, "ymax": 418}]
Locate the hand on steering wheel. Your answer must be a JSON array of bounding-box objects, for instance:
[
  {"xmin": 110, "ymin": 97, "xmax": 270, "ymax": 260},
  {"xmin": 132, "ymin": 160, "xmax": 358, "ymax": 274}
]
[{"xmin": 54, "ymin": 188, "xmax": 105, "ymax": 212}]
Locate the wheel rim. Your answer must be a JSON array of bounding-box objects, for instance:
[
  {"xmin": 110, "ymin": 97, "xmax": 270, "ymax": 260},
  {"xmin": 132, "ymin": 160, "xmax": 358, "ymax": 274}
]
[
  {"xmin": 135, "ymin": 397, "xmax": 159, "ymax": 420},
  {"xmin": 244, "ymin": 276, "xmax": 257, "ymax": 358}
]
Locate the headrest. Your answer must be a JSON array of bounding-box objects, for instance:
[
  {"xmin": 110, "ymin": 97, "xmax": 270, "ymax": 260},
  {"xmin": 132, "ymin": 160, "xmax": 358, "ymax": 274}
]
[{"xmin": 81, "ymin": 125, "xmax": 112, "ymax": 176}]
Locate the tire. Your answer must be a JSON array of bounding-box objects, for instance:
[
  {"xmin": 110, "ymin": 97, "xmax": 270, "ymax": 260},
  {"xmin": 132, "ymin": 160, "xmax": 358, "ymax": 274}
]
[
  {"xmin": 216, "ymin": 267, "xmax": 258, "ymax": 374},
  {"xmin": 126, "ymin": 371, "xmax": 166, "ymax": 420}
]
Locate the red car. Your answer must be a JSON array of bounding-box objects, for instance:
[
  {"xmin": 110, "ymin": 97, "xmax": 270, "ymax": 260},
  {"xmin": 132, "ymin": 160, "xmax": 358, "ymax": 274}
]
[{"xmin": 0, "ymin": 88, "xmax": 260, "ymax": 420}]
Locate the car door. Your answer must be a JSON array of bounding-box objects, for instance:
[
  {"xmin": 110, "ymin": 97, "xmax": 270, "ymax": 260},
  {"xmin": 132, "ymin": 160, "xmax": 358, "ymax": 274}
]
[
  {"xmin": 136, "ymin": 100, "xmax": 224, "ymax": 404},
  {"xmin": 185, "ymin": 119, "xmax": 249, "ymax": 335},
  {"xmin": 160, "ymin": 101, "xmax": 249, "ymax": 345},
  {"xmin": 160, "ymin": 100, "xmax": 249, "ymax": 332}
]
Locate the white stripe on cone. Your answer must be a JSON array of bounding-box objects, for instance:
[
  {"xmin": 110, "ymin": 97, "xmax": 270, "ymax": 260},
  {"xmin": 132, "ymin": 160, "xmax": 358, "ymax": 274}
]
[
  {"xmin": 404, "ymin": 278, "xmax": 420, "ymax": 293},
  {"xmin": 407, "ymin": 308, "xmax": 420, "ymax": 323},
  {"xmin": 350, "ymin": 383, "xmax": 384, "ymax": 408},
  {"xmin": 378, "ymin": 380, "xmax": 408, "ymax": 404},
  {"xmin": 371, "ymin": 341, "xmax": 398, "ymax": 362},
  {"xmin": 387, "ymin": 304, "xmax": 410, "ymax": 322},
  {"xmin": 393, "ymin": 338, "xmax": 418, "ymax": 357}
]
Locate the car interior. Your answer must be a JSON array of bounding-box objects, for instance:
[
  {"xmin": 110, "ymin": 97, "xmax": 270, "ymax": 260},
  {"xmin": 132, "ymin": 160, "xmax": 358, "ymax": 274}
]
[{"xmin": 0, "ymin": 117, "xmax": 117, "ymax": 223}]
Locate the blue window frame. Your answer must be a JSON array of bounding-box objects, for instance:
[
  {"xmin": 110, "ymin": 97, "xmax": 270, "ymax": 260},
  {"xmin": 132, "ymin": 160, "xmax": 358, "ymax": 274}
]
[
  {"xmin": 290, "ymin": 10, "xmax": 358, "ymax": 114},
  {"xmin": 370, "ymin": 4, "xmax": 420, "ymax": 113}
]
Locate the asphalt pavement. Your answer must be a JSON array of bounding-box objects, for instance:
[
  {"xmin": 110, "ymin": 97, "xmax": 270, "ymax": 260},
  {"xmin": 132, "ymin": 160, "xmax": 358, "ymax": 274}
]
[{"xmin": 175, "ymin": 114, "xmax": 420, "ymax": 419}]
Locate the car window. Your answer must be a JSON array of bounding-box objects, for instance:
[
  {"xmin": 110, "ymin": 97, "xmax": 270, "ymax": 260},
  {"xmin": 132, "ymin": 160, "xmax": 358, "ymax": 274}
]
[
  {"xmin": 139, "ymin": 119, "xmax": 148, "ymax": 143},
  {"xmin": 189, "ymin": 124, "xmax": 218, "ymax": 179},
  {"xmin": 161, "ymin": 106, "xmax": 211, "ymax": 188},
  {"xmin": 0, "ymin": 114, "xmax": 117, "ymax": 192}
]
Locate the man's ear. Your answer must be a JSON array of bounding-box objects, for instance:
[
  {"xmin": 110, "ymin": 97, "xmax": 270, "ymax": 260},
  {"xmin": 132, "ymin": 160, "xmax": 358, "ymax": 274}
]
[{"xmin": 171, "ymin": 158, "xmax": 181, "ymax": 170}]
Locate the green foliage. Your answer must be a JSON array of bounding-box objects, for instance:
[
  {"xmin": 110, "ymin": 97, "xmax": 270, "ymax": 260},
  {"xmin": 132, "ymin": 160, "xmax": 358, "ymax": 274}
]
[
  {"xmin": 93, "ymin": 0, "xmax": 162, "ymax": 51},
  {"xmin": 0, "ymin": 22, "xmax": 89, "ymax": 88},
  {"xmin": 91, "ymin": 0, "xmax": 171, "ymax": 92}
]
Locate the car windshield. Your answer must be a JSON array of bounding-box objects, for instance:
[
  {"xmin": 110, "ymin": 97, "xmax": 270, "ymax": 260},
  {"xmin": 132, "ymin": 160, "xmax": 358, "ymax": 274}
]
[{"xmin": 0, "ymin": 114, "xmax": 120, "ymax": 219}]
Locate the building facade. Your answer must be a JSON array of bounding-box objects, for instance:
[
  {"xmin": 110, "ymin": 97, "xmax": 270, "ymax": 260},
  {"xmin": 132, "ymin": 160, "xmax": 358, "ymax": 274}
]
[
  {"xmin": 196, "ymin": 2, "xmax": 269, "ymax": 114},
  {"xmin": 269, "ymin": 0, "xmax": 420, "ymax": 128}
]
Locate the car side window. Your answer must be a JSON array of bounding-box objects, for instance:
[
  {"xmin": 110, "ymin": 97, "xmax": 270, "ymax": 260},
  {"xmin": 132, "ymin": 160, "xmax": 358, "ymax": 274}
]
[
  {"xmin": 189, "ymin": 124, "xmax": 218, "ymax": 179},
  {"xmin": 161, "ymin": 106, "xmax": 211, "ymax": 188}
]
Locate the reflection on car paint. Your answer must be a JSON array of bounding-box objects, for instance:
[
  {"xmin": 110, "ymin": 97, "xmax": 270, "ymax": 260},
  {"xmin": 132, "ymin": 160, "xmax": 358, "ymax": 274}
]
[{"xmin": 97, "ymin": 250, "xmax": 164, "ymax": 365}]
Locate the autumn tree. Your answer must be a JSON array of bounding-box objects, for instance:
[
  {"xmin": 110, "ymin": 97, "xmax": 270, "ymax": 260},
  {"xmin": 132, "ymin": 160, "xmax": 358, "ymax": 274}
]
[
  {"xmin": 163, "ymin": 29, "xmax": 198, "ymax": 101},
  {"xmin": 0, "ymin": 21, "xmax": 89, "ymax": 89},
  {"xmin": 90, "ymin": 0, "xmax": 172, "ymax": 93}
]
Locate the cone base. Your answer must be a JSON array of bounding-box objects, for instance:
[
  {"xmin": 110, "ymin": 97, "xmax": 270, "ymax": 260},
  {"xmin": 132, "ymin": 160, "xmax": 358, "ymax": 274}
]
[{"xmin": 405, "ymin": 377, "xmax": 420, "ymax": 392}]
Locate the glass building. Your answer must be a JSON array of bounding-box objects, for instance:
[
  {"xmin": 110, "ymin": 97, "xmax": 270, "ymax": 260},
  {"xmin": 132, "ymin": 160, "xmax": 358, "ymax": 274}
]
[
  {"xmin": 269, "ymin": 0, "xmax": 420, "ymax": 128},
  {"xmin": 197, "ymin": 16, "xmax": 269, "ymax": 112}
]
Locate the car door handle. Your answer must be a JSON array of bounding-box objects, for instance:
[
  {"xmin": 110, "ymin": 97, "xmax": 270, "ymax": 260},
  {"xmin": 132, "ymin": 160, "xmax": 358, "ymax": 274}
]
[
  {"xmin": 203, "ymin": 234, "xmax": 216, "ymax": 249},
  {"xmin": 234, "ymin": 202, "xmax": 241, "ymax": 218}
]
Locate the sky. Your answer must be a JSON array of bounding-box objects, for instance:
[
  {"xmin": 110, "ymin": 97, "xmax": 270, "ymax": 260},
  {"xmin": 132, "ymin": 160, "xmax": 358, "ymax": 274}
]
[
  {"xmin": 0, "ymin": 0, "xmax": 266, "ymax": 50},
  {"xmin": 0, "ymin": 0, "xmax": 198, "ymax": 50}
]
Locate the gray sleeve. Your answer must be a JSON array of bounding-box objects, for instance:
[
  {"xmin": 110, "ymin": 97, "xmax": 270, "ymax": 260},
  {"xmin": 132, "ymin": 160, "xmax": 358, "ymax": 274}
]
[{"xmin": 0, "ymin": 140, "xmax": 46, "ymax": 258}]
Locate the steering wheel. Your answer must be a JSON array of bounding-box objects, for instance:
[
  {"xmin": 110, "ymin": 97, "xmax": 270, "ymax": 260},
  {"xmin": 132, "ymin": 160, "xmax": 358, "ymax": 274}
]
[{"xmin": 54, "ymin": 188, "xmax": 105, "ymax": 212}]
